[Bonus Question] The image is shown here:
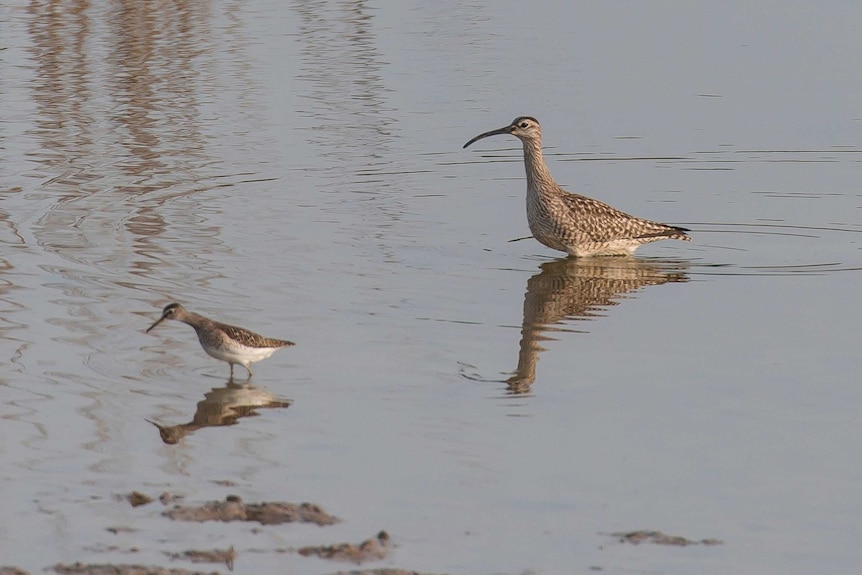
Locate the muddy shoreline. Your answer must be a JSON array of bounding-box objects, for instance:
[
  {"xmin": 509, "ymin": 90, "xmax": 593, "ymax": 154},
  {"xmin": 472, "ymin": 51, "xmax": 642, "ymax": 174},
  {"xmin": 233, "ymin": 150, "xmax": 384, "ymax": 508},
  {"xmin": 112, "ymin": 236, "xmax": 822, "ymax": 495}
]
[{"xmin": 2, "ymin": 490, "xmax": 720, "ymax": 574}]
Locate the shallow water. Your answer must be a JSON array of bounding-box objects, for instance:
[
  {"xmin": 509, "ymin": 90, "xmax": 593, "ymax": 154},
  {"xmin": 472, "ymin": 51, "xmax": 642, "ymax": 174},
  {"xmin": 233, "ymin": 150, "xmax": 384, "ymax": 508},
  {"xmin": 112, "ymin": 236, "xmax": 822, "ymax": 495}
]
[{"xmin": 2, "ymin": 1, "xmax": 862, "ymax": 574}]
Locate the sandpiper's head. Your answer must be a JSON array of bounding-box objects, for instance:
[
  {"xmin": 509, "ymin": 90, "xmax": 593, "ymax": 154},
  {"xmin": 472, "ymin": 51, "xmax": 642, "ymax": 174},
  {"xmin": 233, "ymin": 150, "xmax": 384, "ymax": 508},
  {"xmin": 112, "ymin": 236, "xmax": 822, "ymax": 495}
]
[
  {"xmin": 146, "ymin": 302, "xmax": 187, "ymax": 333},
  {"xmin": 463, "ymin": 116, "xmax": 542, "ymax": 149},
  {"xmin": 146, "ymin": 418, "xmax": 185, "ymax": 444}
]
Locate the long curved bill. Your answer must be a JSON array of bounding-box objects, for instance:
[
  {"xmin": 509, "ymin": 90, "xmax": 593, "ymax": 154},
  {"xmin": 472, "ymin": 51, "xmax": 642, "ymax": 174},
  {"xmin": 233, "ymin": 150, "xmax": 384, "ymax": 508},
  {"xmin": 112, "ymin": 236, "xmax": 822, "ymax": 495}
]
[
  {"xmin": 146, "ymin": 315, "xmax": 166, "ymax": 333},
  {"xmin": 463, "ymin": 125, "xmax": 513, "ymax": 149}
]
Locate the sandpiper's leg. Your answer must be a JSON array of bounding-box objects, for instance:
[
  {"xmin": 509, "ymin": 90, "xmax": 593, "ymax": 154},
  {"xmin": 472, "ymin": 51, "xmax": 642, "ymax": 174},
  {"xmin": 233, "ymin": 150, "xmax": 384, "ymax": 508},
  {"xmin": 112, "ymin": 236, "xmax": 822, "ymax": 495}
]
[
  {"xmin": 229, "ymin": 363, "xmax": 234, "ymax": 378},
  {"xmin": 245, "ymin": 364, "xmax": 254, "ymax": 379}
]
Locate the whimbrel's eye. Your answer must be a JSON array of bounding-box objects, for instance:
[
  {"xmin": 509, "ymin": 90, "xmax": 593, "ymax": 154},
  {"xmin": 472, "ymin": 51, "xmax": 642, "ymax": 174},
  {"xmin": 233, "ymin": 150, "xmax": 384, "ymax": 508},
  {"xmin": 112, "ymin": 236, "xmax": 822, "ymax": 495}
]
[{"xmin": 519, "ymin": 122, "xmax": 529, "ymax": 128}]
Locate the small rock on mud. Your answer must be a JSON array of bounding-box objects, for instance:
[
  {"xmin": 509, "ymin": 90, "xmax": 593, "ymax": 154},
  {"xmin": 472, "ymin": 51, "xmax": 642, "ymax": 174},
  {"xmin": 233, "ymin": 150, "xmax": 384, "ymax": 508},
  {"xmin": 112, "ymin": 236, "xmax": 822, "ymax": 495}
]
[
  {"xmin": 159, "ymin": 492, "xmax": 182, "ymax": 505},
  {"xmin": 119, "ymin": 492, "xmax": 153, "ymax": 507}
]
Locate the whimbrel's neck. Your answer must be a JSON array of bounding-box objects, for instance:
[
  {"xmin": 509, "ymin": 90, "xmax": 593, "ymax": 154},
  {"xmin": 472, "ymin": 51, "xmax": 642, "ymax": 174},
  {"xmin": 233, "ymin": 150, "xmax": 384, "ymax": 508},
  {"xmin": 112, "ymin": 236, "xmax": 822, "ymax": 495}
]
[{"xmin": 521, "ymin": 137, "xmax": 555, "ymax": 195}]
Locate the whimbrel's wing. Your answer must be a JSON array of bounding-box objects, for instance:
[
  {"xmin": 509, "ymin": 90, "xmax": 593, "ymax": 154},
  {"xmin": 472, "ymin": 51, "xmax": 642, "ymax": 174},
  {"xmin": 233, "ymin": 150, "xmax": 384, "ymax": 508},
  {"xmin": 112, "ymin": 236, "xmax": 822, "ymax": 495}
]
[{"xmin": 557, "ymin": 192, "xmax": 689, "ymax": 243}]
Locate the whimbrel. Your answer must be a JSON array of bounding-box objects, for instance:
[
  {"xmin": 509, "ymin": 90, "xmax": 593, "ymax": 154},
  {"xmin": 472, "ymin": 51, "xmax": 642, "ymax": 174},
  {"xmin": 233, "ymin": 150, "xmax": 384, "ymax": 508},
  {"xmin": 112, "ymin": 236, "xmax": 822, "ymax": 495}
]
[
  {"xmin": 146, "ymin": 303, "xmax": 294, "ymax": 379},
  {"xmin": 464, "ymin": 116, "xmax": 690, "ymax": 256}
]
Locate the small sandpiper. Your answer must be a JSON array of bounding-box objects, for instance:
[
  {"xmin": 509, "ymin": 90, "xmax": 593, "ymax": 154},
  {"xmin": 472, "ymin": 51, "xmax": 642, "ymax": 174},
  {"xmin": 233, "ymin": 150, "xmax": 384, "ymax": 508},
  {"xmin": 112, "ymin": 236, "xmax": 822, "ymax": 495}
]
[{"xmin": 146, "ymin": 303, "xmax": 295, "ymax": 379}]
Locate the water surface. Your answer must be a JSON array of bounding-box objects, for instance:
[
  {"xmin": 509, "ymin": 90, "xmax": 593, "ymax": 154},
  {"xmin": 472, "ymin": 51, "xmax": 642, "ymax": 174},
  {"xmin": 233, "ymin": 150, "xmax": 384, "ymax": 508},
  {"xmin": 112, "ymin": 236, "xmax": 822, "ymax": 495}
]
[{"xmin": 2, "ymin": 1, "xmax": 861, "ymax": 574}]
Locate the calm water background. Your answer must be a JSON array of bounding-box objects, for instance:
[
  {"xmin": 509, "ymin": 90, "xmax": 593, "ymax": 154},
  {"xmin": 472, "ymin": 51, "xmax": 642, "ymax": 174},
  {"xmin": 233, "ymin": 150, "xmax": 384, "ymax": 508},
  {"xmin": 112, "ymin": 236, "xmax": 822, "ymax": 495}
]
[{"xmin": 2, "ymin": 1, "xmax": 861, "ymax": 573}]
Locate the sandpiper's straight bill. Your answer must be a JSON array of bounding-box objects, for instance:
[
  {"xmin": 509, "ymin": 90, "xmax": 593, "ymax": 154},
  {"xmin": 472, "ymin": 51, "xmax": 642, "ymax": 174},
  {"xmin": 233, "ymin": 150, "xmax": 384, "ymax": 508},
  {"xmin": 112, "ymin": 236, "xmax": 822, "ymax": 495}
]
[
  {"xmin": 146, "ymin": 303, "xmax": 294, "ymax": 379},
  {"xmin": 464, "ymin": 116, "xmax": 690, "ymax": 257}
]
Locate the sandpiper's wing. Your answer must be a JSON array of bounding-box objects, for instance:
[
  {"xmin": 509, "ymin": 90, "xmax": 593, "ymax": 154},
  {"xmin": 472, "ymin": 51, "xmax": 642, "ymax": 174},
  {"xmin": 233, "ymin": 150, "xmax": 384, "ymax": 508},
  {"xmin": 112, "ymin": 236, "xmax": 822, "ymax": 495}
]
[{"xmin": 216, "ymin": 322, "xmax": 295, "ymax": 349}]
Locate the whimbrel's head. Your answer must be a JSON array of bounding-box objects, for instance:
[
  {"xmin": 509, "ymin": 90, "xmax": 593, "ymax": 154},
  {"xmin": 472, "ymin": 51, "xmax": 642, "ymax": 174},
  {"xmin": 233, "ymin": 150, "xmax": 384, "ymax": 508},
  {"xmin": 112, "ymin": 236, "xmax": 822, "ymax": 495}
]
[
  {"xmin": 463, "ymin": 116, "xmax": 542, "ymax": 148},
  {"xmin": 146, "ymin": 302, "xmax": 188, "ymax": 332}
]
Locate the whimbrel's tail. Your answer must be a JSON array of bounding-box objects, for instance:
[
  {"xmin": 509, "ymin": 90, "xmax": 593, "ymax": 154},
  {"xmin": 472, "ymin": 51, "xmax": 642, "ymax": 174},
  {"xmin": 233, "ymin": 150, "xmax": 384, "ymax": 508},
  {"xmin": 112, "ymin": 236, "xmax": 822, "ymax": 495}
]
[{"xmin": 641, "ymin": 225, "xmax": 691, "ymax": 242}]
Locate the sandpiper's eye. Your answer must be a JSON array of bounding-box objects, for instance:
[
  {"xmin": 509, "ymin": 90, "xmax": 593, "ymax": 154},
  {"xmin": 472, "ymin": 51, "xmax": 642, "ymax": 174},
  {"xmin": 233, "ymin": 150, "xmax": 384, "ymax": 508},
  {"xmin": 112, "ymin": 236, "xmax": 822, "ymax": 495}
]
[{"xmin": 519, "ymin": 122, "xmax": 529, "ymax": 128}]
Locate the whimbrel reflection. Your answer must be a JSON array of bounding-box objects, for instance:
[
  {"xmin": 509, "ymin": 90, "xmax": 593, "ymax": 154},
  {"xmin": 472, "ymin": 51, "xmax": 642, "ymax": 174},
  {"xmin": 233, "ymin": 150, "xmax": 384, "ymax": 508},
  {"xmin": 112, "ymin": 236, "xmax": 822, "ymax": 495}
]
[
  {"xmin": 148, "ymin": 380, "xmax": 291, "ymax": 444},
  {"xmin": 506, "ymin": 258, "xmax": 688, "ymax": 394}
]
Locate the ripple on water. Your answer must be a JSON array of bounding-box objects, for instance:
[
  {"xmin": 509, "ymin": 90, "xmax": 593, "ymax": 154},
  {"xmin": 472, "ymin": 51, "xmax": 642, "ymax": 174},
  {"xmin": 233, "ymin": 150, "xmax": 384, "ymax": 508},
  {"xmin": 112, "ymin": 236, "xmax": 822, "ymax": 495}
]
[{"xmin": 684, "ymin": 222, "xmax": 862, "ymax": 275}]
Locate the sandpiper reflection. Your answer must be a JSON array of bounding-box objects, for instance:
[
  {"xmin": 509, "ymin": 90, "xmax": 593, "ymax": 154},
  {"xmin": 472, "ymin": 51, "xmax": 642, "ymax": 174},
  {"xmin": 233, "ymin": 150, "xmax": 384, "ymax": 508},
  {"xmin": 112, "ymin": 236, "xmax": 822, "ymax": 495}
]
[
  {"xmin": 148, "ymin": 380, "xmax": 292, "ymax": 444},
  {"xmin": 506, "ymin": 258, "xmax": 688, "ymax": 394}
]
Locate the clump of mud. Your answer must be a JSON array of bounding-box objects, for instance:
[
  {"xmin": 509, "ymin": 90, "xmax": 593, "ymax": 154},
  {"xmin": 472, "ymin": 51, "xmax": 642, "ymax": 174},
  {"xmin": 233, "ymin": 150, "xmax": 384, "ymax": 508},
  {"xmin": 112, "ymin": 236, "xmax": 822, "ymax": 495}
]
[
  {"xmin": 51, "ymin": 564, "xmax": 221, "ymax": 575},
  {"xmin": 165, "ymin": 547, "xmax": 235, "ymax": 571},
  {"xmin": 118, "ymin": 492, "xmax": 182, "ymax": 507},
  {"xmin": 610, "ymin": 530, "xmax": 723, "ymax": 546},
  {"xmin": 298, "ymin": 531, "xmax": 390, "ymax": 563},
  {"xmin": 324, "ymin": 570, "xmax": 445, "ymax": 575},
  {"xmin": 163, "ymin": 495, "xmax": 339, "ymax": 526}
]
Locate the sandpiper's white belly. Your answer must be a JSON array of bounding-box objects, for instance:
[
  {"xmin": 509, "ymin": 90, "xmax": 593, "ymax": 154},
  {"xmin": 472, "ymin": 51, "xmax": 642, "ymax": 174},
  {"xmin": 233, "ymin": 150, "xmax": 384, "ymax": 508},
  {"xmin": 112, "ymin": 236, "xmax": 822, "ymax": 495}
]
[{"xmin": 202, "ymin": 342, "xmax": 278, "ymax": 366}]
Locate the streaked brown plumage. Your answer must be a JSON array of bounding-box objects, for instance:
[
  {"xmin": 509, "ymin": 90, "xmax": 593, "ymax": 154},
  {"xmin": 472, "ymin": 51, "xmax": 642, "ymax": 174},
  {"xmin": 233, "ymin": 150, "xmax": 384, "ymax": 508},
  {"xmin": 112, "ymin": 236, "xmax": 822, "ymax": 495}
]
[
  {"xmin": 146, "ymin": 303, "xmax": 294, "ymax": 379},
  {"xmin": 463, "ymin": 116, "xmax": 690, "ymax": 256}
]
